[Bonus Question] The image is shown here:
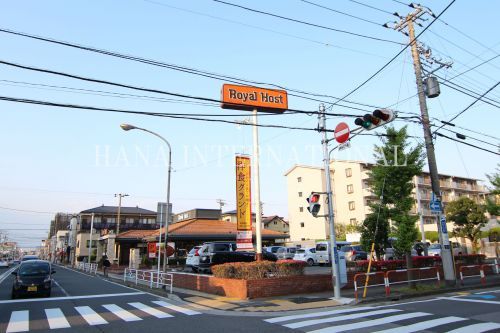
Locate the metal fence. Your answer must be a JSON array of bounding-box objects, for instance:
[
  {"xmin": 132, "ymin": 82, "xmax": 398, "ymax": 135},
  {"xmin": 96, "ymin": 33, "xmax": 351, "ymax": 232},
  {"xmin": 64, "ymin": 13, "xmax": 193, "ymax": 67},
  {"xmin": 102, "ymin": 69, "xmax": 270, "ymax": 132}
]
[
  {"xmin": 76, "ymin": 262, "xmax": 98, "ymax": 275},
  {"xmin": 123, "ymin": 268, "xmax": 173, "ymax": 293}
]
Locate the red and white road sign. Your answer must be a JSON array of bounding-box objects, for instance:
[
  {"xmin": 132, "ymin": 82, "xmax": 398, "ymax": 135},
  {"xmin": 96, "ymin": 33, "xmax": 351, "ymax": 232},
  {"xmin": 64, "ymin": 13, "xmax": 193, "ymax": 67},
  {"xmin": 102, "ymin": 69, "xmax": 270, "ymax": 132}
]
[{"xmin": 334, "ymin": 122, "xmax": 350, "ymax": 143}]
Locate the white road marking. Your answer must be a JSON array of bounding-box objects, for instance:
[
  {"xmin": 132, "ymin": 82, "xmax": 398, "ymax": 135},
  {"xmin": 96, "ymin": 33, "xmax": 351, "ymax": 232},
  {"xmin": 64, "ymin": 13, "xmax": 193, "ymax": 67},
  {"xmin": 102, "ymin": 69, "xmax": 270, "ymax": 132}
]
[
  {"xmin": 0, "ymin": 291, "xmax": 144, "ymax": 304},
  {"xmin": 52, "ymin": 279, "xmax": 69, "ymax": 297},
  {"xmin": 446, "ymin": 322, "xmax": 500, "ymax": 333},
  {"xmin": 374, "ymin": 298, "xmax": 440, "ymax": 308},
  {"xmin": 0, "ymin": 266, "xmax": 17, "ymax": 285},
  {"xmin": 128, "ymin": 302, "xmax": 173, "ymax": 318},
  {"xmin": 308, "ymin": 312, "xmax": 430, "ymax": 333},
  {"xmin": 373, "ymin": 316, "xmax": 466, "ymax": 332},
  {"xmin": 284, "ymin": 309, "xmax": 402, "ymax": 329},
  {"xmin": 474, "ymin": 289, "xmax": 500, "ymax": 294},
  {"xmin": 102, "ymin": 304, "xmax": 142, "ymax": 322},
  {"xmin": 6, "ymin": 310, "xmax": 29, "ymax": 333},
  {"xmin": 437, "ymin": 296, "xmax": 500, "ymax": 305},
  {"xmin": 265, "ymin": 306, "xmax": 374, "ymax": 323},
  {"xmin": 74, "ymin": 306, "xmax": 108, "ymax": 326},
  {"xmin": 45, "ymin": 308, "xmax": 71, "ymax": 329},
  {"xmin": 152, "ymin": 300, "xmax": 201, "ymax": 316}
]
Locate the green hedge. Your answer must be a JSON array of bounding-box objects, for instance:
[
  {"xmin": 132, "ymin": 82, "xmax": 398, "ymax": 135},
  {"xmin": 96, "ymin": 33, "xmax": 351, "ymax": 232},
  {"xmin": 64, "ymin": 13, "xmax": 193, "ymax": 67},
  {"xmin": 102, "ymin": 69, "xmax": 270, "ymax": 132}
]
[{"xmin": 212, "ymin": 260, "xmax": 307, "ymax": 279}]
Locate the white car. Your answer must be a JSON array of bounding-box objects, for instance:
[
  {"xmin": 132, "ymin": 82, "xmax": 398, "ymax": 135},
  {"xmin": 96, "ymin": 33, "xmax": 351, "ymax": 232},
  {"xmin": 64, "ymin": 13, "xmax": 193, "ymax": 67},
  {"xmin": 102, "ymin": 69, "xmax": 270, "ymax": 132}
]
[
  {"xmin": 427, "ymin": 243, "xmax": 465, "ymax": 257},
  {"xmin": 0, "ymin": 260, "xmax": 9, "ymax": 268},
  {"xmin": 186, "ymin": 246, "xmax": 202, "ymax": 273},
  {"xmin": 293, "ymin": 247, "xmax": 317, "ymax": 266}
]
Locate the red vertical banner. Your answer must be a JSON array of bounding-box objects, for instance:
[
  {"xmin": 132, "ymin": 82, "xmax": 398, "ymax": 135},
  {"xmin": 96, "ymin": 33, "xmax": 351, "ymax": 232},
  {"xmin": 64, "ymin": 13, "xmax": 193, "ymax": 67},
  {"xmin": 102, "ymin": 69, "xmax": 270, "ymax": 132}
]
[
  {"xmin": 235, "ymin": 156, "xmax": 253, "ymax": 250},
  {"xmin": 148, "ymin": 242, "xmax": 157, "ymax": 258}
]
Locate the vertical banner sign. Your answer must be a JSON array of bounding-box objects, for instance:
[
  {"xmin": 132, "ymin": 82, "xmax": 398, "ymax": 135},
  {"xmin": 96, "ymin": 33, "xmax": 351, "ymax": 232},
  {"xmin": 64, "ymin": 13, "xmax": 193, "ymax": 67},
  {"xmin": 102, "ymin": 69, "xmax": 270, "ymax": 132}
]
[
  {"xmin": 148, "ymin": 242, "xmax": 157, "ymax": 259},
  {"xmin": 236, "ymin": 156, "xmax": 253, "ymax": 250}
]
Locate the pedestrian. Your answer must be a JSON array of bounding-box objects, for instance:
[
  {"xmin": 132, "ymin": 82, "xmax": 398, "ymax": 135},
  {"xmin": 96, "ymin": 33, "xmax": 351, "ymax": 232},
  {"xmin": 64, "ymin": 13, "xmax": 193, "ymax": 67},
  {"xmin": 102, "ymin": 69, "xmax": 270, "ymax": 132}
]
[{"xmin": 103, "ymin": 255, "xmax": 111, "ymax": 277}]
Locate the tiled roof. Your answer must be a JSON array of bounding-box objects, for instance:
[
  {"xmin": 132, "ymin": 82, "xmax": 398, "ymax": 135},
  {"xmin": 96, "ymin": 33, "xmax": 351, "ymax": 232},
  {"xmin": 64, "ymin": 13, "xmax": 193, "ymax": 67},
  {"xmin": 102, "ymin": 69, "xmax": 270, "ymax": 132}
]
[
  {"xmin": 116, "ymin": 229, "xmax": 159, "ymax": 240},
  {"xmin": 144, "ymin": 219, "xmax": 287, "ymax": 240},
  {"xmin": 80, "ymin": 205, "xmax": 157, "ymax": 215}
]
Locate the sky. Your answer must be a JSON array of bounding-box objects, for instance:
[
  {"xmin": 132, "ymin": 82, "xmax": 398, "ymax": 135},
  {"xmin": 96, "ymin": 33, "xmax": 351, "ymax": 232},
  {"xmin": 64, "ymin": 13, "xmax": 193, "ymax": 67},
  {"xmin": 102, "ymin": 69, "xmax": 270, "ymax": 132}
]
[{"xmin": 0, "ymin": 0, "xmax": 499, "ymax": 247}]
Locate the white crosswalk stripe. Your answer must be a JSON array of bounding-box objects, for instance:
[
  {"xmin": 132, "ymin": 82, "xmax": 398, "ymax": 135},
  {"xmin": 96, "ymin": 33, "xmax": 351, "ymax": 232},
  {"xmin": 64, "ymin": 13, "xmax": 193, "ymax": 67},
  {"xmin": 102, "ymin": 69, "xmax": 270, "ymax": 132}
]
[
  {"xmin": 44, "ymin": 308, "xmax": 71, "ymax": 329},
  {"xmin": 74, "ymin": 306, "xmax": 108, "ymax": 326},
  {"xmin": 4, "ymin": 301, "xmax": 200, "ymax": 331},
  {"xmin": 265, "ymin": 308, "xmax": 500, "ymax": 333},
  {"xmin": 128, "ymin": 302, "xmax": 173, "ymax": 318},
  {"xmin": 152, "ymin": 300, "xmax": 201, "ymax": 315},
  {"xmin": 6, "ymin": 310, "xmax": 29, "ymax": 333},
  {"xmin": 102, "ymin": 304, "xmax": 142, "ymax": 322}
]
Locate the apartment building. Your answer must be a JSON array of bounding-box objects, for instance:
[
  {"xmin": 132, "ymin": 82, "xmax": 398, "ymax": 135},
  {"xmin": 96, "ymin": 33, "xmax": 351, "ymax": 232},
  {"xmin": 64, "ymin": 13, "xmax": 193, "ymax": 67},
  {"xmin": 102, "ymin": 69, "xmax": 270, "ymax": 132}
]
[{"xmin": 285, "ymin": 160, "xmax": 487, "ymax": 241}]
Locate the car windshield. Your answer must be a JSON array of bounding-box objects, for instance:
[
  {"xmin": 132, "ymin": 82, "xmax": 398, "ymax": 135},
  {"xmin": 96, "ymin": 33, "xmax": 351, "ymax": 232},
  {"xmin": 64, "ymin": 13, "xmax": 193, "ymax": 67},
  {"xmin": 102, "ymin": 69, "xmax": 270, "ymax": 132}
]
[
  {"xmin": 271, "ymin": 247, "xmax": 281, "ymax": 253},
  {"xmin": 19, "ymin": 262, "xmax": 50, "ymax": 276},
  {"xmin": 340, "ymin": 246, "xmax": 352, "ymax": 252},
  {"xmin": 353, "ymin": 245, "xmax": 362, "ymax": 251},
  {"xmin": 296, "ymin": 249, "xmax": 306, "ymax": 254},
  {"xmin": 429, "ymin": 244, "xmax": 441, "ymax": 249},
  {"xmin": 316, "ymin": 244, "xmax": 327, "ymax": 251}
]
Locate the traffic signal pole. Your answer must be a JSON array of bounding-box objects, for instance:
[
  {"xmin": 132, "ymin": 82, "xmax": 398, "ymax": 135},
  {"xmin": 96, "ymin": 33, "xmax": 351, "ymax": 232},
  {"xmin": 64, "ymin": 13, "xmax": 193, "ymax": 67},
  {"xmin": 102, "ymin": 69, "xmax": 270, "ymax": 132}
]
[
  {"xmin": 319, "ymin": 104, "xmax": 341, "ymax": 300},
  {"xmin": 406, "ymin": 15, "xmax": 456, "ymax": 285}
]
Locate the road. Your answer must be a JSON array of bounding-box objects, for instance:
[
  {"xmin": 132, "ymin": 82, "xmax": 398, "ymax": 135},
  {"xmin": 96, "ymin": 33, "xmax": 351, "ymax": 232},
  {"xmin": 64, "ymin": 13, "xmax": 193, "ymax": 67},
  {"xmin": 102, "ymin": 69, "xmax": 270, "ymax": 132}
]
[{"xmin": 0, "ymin": 265, "xmax": 499, "ymax": 332}]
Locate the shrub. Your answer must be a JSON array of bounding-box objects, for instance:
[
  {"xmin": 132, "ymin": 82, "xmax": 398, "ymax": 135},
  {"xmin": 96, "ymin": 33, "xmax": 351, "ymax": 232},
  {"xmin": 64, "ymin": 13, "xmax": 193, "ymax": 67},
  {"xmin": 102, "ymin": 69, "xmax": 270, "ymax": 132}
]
[
  {"xmin": 212, "ymin": 260, "xmax": 305, "ymax": 279},
  {"xmin": 454, "ymin": 254, "xmax": 485, "ymax": 265},
  {"xmin": 275, "ymin": 260, "xmax": 307, "ymax": 277},
  {"xmin": 413, "ymin": 256, "xmax": 441, "ymax": 268}
]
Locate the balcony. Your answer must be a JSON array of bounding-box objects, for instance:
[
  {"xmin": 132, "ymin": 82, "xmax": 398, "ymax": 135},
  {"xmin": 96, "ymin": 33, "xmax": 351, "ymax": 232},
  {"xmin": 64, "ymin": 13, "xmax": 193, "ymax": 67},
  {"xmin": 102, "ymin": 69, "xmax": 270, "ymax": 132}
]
[{"xmin": 80, "ymin": 222, "xmax": 159, "ymax": 231}]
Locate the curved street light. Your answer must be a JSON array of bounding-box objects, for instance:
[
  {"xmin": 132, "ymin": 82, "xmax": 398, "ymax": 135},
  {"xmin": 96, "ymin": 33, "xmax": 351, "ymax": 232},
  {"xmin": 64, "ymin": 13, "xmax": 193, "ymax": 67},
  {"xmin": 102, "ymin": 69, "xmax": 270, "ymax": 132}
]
[{"xmin": 120, "ymin": 124, "xmax": 172, "ymax": 274}]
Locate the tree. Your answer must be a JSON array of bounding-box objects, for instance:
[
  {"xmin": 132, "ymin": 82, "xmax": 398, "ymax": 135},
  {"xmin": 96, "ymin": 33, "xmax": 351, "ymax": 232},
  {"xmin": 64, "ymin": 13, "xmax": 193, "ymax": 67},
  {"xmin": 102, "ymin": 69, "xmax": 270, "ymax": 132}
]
[
  {"xmin": 446, "ymin": 197, "xmax": 488, "ymax": 254},
  {"xmin": 485, "ymin": 165, "xmax": 500, "ymax": 216},
  {"xmin": 360, "ymin": 126, "xmax": 425, "ymax": 265}
]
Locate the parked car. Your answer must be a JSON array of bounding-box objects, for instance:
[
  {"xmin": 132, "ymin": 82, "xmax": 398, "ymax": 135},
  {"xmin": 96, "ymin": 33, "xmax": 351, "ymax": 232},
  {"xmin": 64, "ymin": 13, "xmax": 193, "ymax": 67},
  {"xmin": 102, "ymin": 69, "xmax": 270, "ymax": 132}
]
[
  {"xmin": 276, "ymin": 247, "xmax": 298, "ymax": 260},
  {"xmin": 293, "ymin": 247, "xmax": 317, "ymax": 266},
  {"xmin": 186, "ymin": 246, "xmax": 202, "ymax": 273},
  {"xmin": 427, "ymin": 242, "xmax": 465, "ymax": 257},
  {"xmin": 21, "ymin": 255, "xmax": 39, "ymax": 262},
  {"xmin": 315, "ymin": 241, "xmax": 351, "ymax": 265},
  {"xmin": 0, "ymin": 260, "xmax": 9, "ymax": 268},
  {"xmin": 198, "ymin": 242, "xmax": 277, "ymax": 273},
  {"xmin": 340, "ymin": 245, "xmax": 368, "ymax": 261},
  {"xmin": 264, "ymin": 246, "xmax": 285, "ymax": 254},
  {"xmin": 11, "ymin": 260, "xmax": 55, "ymax": 298},
  {"xmin": 384, "ymin": 238, "xmax": 418, "ymax": 260}
]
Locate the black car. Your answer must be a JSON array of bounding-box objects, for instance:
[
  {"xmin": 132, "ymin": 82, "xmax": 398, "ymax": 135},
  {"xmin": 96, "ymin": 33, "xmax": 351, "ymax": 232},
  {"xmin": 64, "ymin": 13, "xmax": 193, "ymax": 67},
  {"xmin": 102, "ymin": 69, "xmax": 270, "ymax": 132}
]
[{"xmin": 11, "ymin": 260, "xmax": 55, "ymax": 299}]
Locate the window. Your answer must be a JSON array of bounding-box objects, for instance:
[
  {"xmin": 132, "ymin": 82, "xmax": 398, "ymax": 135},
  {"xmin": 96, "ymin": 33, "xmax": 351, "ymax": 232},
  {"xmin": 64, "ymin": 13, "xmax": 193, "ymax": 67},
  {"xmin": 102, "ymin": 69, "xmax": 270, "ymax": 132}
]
[
  {"xmin": 107, "ymin": 217, "xmax": 116, "ymax": 224},
  {"xmin": 298, "ymin": 192, "xmax": 303, "ymax": 197},
  {"xmin": 297, "ymin": 177, "xmax": 302, "ymax": 183},
  {"xmin": 349, "ymin": 201, "xmax": 355, "ymax": 210},
  {"xmin": 300, "ymin": 222, "xmax": 305, "ymax": 228},
  {"xmin": 93, "ymin": 216, "xmax": 102, "ymax": 223},
  {"xmin": 299, "ymin": 207, "xmax": 304, "ymax": 212},
  {"xmin": 273, "ymin": 221, "xmax": 277, "ymax": 225},
  {"xmin": 350, "ymin": 218, "xmax": 357, "ymax": 225},
  {"xmin": 345, "ymin": 168, "xmax": 352, "ymax": 177},
  {"xmin": 126, "ymin": 218, "xmax": 134, "ymax": 224},
  {"xmin": 347, "ymin": 184, "xmax": 354, "ymax": 194},
  {"xmin": 86, "ymin": 240, "xmax": 97, "ymax": 248}
]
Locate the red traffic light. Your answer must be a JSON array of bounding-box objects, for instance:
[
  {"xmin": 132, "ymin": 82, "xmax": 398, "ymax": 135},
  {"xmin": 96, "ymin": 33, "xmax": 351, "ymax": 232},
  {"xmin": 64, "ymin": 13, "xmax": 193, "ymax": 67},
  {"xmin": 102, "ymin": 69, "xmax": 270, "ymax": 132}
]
[{"xmin": 310, "ymin": 194, "xmax": 320, "ymax": 203}]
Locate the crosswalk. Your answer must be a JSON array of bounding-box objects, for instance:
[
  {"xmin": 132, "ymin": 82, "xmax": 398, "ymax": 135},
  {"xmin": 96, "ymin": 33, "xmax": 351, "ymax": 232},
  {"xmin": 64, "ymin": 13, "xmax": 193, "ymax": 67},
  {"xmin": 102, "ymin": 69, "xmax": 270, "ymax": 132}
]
[
  {"xmin": 4, "ymin": 299, "xmax": 200, "ymax": 332},
  {"xmin": 264, "ymin": 306, "xmax": 500, "ymax": 333}
]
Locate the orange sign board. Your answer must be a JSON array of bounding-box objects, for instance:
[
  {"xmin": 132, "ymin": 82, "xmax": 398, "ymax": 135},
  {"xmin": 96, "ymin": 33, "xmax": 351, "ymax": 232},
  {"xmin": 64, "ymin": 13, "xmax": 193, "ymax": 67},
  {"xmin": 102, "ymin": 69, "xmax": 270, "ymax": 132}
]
[
  {"xmin": 148, "ymin": 242, "xmax": 157, "ymax": 259},
  {"xmin": 221, "ymin": 84, "xmax": 288, "ymax": 112},
  {"xmin": 236, "ymin": 156, "xmax": 252, "ymax": 231}
]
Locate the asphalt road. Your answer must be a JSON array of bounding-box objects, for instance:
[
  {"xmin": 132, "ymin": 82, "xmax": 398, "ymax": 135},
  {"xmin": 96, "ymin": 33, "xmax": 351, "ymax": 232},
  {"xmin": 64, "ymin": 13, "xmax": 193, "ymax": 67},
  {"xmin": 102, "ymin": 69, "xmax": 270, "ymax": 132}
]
[{"xmin": 1, "ymin": 265, "xmax": 500, "ymax": 332}]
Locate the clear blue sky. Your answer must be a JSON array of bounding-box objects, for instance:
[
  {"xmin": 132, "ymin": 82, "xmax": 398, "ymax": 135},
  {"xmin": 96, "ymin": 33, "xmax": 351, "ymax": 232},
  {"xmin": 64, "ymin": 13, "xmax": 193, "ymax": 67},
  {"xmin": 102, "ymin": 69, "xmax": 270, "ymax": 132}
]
[{"xmin": 0, "ymin": 0, "xmax": 498, "ymax": 247}]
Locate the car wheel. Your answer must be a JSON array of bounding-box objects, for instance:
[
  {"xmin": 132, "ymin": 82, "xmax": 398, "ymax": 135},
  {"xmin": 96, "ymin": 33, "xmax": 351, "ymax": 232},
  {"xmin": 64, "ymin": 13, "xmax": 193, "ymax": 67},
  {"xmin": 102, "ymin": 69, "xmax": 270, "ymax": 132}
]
[{"xmin": 307, "ymin": 259, "xmax": 314, "ymax": 266}]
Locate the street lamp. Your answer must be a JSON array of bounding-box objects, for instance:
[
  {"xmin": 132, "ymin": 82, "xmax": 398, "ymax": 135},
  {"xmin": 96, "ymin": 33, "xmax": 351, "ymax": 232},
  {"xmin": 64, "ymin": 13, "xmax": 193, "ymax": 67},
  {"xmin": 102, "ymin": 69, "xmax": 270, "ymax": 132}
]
[{"xmin": 120, "ymin": 123, "xmax": 172, "ymax": 273}]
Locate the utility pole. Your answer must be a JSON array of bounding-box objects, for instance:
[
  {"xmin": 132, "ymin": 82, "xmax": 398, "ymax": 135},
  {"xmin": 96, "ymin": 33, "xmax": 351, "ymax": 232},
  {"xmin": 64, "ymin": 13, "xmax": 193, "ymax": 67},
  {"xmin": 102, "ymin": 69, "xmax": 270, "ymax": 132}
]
[
  {"xmin": 319, "ymin": 104, "xmax": 341, "ymax": 299},
  {"xmin": 393, "ymin": 7, "xmax": 455, "ymax": 285},
  {"xmin": 114, "ymin": 193, "xmax": 129, "ymax": 235},
  {"xmin": 253, "ymin": 108, "xmax": 263, "ymax": 261},
  {"xmin": 216, "ymin": 199, "xmax": 226, "ymax": 212}
]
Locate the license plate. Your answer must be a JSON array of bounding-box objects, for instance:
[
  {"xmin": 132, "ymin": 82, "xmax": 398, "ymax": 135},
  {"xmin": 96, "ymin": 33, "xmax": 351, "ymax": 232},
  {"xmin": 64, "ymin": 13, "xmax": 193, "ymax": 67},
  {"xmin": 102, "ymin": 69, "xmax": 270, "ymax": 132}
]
[{"xmin": 27, "ymin": 286, "xmax": 37, "ymax": 292}]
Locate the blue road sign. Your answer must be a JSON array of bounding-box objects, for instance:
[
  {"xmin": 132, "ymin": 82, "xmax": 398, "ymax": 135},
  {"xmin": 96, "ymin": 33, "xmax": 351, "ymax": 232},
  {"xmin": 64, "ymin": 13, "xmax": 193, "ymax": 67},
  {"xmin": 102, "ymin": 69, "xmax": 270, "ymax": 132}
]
[
  {"xmin": 430, "ymin": 200, "xmax": 442, "ymax": 213},
  {"xmin": 440, "ymin": 216, "xmax": 448, "ymax": 234}
]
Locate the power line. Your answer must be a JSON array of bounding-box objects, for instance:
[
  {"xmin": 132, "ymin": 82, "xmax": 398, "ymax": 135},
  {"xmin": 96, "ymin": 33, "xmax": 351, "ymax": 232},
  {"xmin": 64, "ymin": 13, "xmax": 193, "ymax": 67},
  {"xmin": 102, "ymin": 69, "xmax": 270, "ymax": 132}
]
[
  {"xmin": 0, "ymin": 206, "xmax": 54, "ymax": 214},
  {"xmin": 435, "ymin": 132, "xmax": 500, "ymax": 156},
  {"xmin": 212, "ymin": 0, "xmax": 404, "ymax": 45},
  {"xmin": 0, "ymin": 27, "xmax": 385, "ymax": 110},
  {"xmin": 325, "ymin": 0, "xmax": 456, "ymax": 110},
  {"xmin": 299, "ymin": 0, "xmax": 382, "ymax": 26},
  {"xmin": 348, "ymin": 0, "xmax": 394, "ymax": 15},
  {"xmin": 438, "ymin": 127, "xmax": 500, "ymax": 148},
  {"xmin": 434, "ymin": 80, "xmax": 500, "ymax": 133}
]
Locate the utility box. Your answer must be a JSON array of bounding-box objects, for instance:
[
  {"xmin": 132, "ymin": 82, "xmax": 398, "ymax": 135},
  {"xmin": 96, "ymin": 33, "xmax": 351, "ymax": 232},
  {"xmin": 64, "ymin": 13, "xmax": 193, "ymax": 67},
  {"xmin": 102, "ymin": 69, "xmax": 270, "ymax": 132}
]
[
  {"xmin": 425, "ymin": 76, "xmax": 440, "ymax": 98},
  {"xmin": 337, "ymin": 250, "xmax": 348, "ymax": 285}
]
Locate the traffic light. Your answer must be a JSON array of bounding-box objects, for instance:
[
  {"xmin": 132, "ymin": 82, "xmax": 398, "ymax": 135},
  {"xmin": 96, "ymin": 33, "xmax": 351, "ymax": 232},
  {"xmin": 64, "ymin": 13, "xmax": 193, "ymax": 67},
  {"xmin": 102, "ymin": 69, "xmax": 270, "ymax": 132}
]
[
  {"xmin": 306, "ymin": 192, "xmax": 321, "ymax": 217},
  {"xmin": 354, "ymin": 109, "xmax": 395, "ymax": 130}
]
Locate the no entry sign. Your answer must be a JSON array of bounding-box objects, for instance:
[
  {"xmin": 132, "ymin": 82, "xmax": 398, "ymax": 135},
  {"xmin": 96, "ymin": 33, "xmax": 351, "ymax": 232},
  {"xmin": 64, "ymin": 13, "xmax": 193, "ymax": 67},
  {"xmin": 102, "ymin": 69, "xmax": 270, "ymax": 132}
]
[{"xmin": 334, "ymin": 122, "xmax": 350, "ymax": 143}]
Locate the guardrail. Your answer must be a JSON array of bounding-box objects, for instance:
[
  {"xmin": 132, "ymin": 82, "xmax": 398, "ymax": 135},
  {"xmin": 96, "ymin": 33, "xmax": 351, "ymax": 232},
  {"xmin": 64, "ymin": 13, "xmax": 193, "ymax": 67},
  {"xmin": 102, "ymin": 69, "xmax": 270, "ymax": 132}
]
[
  {"xmin": 479, "ymin": 259, "xmax": 499, "ymax": 285},
  {"xmin": 353, "ymin": 272, "xmax": 386, "ymax": 300},
  {"xmin": 76, "ymin": 262, "xmax": 98, "ymax": 275},
  {"xmin": 459, "ymin": 264, "xmax": 482, "ymax": 286},
  {"xmin": 385, "ymin": 267, "xmax": 440, "ymax": 296},
  {"xmin": 123, "ymin": 268, "xmax": 173, "ymax": 293}
]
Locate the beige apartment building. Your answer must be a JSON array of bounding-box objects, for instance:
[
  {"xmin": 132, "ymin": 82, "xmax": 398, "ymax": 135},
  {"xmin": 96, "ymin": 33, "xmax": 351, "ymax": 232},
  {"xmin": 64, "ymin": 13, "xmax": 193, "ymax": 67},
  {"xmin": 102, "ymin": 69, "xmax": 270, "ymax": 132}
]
[{"xmin": 285, "ymin": 160, "xmax": 487, "ymax": 242}]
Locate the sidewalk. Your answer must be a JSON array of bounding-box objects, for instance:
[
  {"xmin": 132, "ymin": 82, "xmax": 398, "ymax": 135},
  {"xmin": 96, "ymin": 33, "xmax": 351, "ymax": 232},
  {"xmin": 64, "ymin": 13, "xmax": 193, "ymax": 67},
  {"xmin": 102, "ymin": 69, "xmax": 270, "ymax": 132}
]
[{"xmin": 101, "ymin": 269, "xmax": 500, "ymax": 313}]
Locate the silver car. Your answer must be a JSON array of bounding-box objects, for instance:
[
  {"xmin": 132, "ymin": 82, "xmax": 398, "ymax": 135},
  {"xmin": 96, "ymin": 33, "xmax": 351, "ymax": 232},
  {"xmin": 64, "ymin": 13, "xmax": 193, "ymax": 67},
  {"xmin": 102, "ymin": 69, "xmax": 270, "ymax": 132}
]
[
  {"xmin": 186, "ymin": 246, "xmax": 202, "ymax": 272},
  {"xmin": 276, "ymin": 247, "xmax": 298, "ymax": 260}
]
